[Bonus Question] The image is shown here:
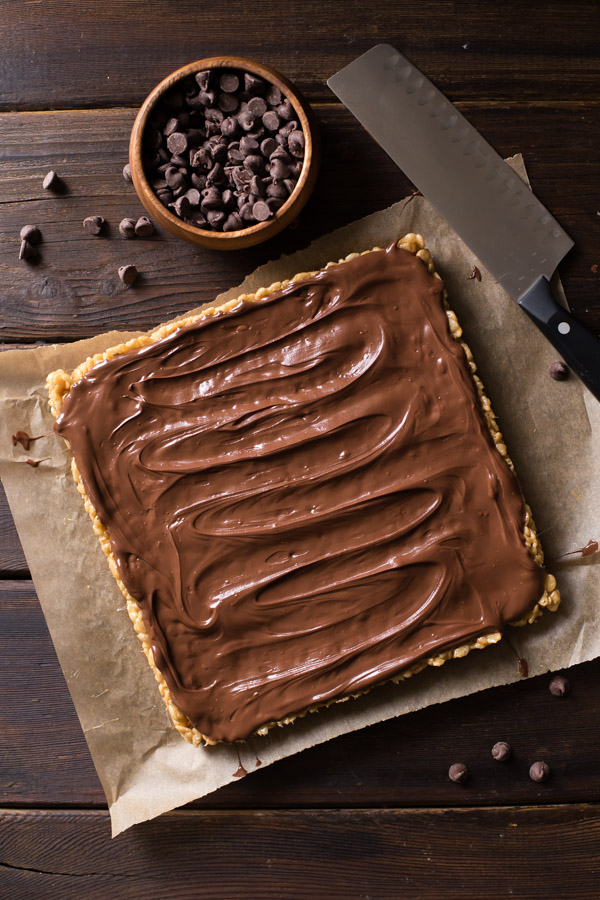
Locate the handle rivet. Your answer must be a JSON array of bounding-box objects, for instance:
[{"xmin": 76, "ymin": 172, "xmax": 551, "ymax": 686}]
[{"xmin": 557, "ymin": 322, "xmax": 571, "ymax": 335}]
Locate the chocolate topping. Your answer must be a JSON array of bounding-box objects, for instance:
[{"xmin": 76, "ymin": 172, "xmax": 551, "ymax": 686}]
[{"xmin": 54, "ymin": 244, "xmax": 545, "ymax": 742}]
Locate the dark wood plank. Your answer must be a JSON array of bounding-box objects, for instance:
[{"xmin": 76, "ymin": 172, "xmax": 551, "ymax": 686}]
[
  {"xmin": 2, "ymin": 805, "xmax": 600, "ymax": 899},
  {"xmin": 2, "ymin": 580, "xmax": 600, "ymax": 810},
  {"xmin": 1, "ymin": 0, "xmax": 600, "ymax": 110},
  {"xmin": 0, "ymin": 483, "xmax": 27, "ymax": 575},
  {"xmin": 1, "ymin": 103, "xmax": 599, "ymax": 344}
]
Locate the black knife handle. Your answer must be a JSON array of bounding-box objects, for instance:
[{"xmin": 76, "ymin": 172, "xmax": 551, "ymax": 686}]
[{"xmin": 518, "ymin": 276, "xmax": 600, "ymax": 402}]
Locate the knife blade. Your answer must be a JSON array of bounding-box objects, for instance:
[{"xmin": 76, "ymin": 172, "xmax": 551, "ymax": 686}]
[{"xmin": 328, "ymin": 44, "xmax": 600, "ymax": 401}]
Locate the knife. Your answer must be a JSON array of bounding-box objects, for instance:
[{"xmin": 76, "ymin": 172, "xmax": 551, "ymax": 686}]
[{"xmin": 328, "ymin": 44, "xmax": 600, "ymax": 401}]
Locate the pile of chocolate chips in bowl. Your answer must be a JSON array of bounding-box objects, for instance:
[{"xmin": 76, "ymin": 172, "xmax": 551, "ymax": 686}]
[{"xmin": 143, "ymin": 69, "xmax": 305, "ymax": 232}]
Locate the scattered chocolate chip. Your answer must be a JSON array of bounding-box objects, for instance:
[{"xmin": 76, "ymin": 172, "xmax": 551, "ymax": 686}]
[
  {"xmin": 118, "ymin": 264, "xmax": 138, "ymax": 286},
  {"xmin": 549, "ymin": 674, "xmax": 570, "ymax": 697},
  {"xmin": 19, "ymin": 239, "xmax": 37, "ymax": 261},
  {"xmin": 42, "ymin": 170, "xmax": 61, "ymax": 191},
  {"xmin": 123, "ymin": 163, "xmax": 132, "ymax": 183},
  {"xmin": 83, "ymin": 215, "xmax": 105, "ymax": 235},
  {"xmin": 448, "ymin": 763, "xmax": 469, "ymax": 783},
  {"xmin": 119, "ymin": 218, "xmax": 136, "ymax": 238},
  {"xmin": 592, "ymin": 264, "xmax": 598, "ymax": 273},
  {"xmin": 549, "ymin": 360, "xmax": 569, "ymax": 381},
  {"xmin": 529, "ymin": 761, "xmax": 550, "ymax": 783},
  {"xmin": 134, "ymin": 215, "xmax": 154, "ymax": 237},
  {"xmin": 20, "ymin": 225, "xmax": 41, "ymax": 245},
  {"xmin": 468, "ymin": 264, "xmax": 482, "ymax": 281},
  {"xmin": 491, "ymin": 741, "xmax": 512, "ymax": 761}
]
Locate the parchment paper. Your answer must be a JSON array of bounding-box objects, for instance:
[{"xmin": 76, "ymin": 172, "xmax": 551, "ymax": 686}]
[{"xmin": 1, "ymin": 156, "xmax": 598, "ymax": 837}]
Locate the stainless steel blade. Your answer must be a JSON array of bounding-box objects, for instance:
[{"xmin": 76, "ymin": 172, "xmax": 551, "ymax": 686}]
[{"xmin": 328, "ymin": 45, "xmax": 573, "ymax": 301}]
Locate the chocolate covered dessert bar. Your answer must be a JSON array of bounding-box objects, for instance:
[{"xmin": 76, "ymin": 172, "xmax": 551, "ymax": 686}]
[{"xmin": 47, "ymin": 234, "xmax": 559, "ymax": 744}]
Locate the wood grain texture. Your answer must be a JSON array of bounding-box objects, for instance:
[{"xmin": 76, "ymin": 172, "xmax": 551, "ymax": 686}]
[
  {"xmin": 1, "ymin": 103, "xmax": 599, "ymax": 343},
  {"xmin": 0, "ymin": 483, "xmax": 27, "ymax": 575},
  {"xmin": 2, "ymin": 580, "xmax": 600, "ymax": 810},
  {"xmin": 1, "ymin": 0, "xmax": 600, "ymax": 110},
  {"xmin": 2, "ymin": 806, "xmax": 600, "ymax": 899}
]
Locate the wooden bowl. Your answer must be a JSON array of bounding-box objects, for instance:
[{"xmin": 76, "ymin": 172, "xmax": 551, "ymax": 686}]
[{"xmin": 129, "ymin": 57, "xmax": 320, "ymax": 250}]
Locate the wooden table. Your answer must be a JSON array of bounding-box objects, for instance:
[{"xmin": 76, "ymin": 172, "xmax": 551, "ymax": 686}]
[{"xmin": 2, "ymin": 3, "xmax": 600, "ymax": 897}]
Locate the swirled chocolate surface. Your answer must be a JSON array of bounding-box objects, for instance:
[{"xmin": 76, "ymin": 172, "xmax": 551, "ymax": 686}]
[{"xmin": 55, "ymin": 244, "xmax": 545, "ymax": 742}]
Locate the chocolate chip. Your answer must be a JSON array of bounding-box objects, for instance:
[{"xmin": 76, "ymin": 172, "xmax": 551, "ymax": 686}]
[
  {"xmin": 218, "ymin": 93, "xmax": 239, "ymax": 113},
  {"xmin": 244, "ymin": 72, "xmax": 266, "ymax": 95},
  {"xmin": 288, "ymin": 130, "xmax": 305, "ymax": 158},
  {"xmin": 188, "ymin": 210, "xmax": 207, "ymax": 228},
  {"xmin": 277, "ymin": 99, "xmax": 294, "ymax": 121},
  {"xmin": 247, "ymin": 96, "xmax": 267, "ymax": 117},
  {"xmin": 42, "ymin": 170, "xmax": 61, "ymax": 191},
  {"xmin": 491, "ymin": 741, "xmax": 511, "ymax": 761},
  {"xmin": 199, "ymin": 89, "xmax": 216, "ymax": 107},
  {"xmin": 207, "ymin": 162, "xmax": 225, "ymax": 186},
  {"xmin": 239, "ymin": 201, "xmax": 255, "ymax": 222},
  {"xmin": 206, "ymin": 209, "xmax": 226, "ymax": 228},
  {"xmin": 267, "ymin": 180, "xmax": 288, "ymax": 200},
  {"xmin": 20, "ymin": 225, "xmax": 41, "ymax": 245},
  {"xmin": 448, "ymin": 763, "xmax": 469, "ymax": 783},
  {"xmin": 195, "ymin": 70, "xmax": 211, "ymax": 91},
  {"xmin": 183, "ymin": 188, "xmax": 201, "ymax": 207},
  {"xmin": 252, "ymin": 199, "xmax": 272, "ymax": 221},
  {"xmin": 166, "ymin": 167, "xmax": 186, "ymax": 189},
  {"xmin": 266, "ymin": 85, "xmax": 282, "ymax": 107},
  {"xmin": 19, "ymin": 239, "xmax": 37, "ymax": 260},
  {"xmin": 221, "ymin": 116, "xmax": 239, "ymax": 137},
  {"xmin": 220, "ymin": 73, "xmax": 239, "ymax": 93},
  {"xmin": 239, "ymin": 135, "xmax": 259, "ymax": 155},
  {"xmin": 223, "ymin": 211, "xmax": 243, "ymax": 232},
  {"xmin": 163, "ymin": 117, "xmax": 180, "ymax": 137},
  {"xmin": 549, "ymin": 360, "xmax": 569, "ymax": 381},
  {"xmin": 529, "ymin": 761, "xmax": 550, "ymax": 783},
  {"xmin": 170, "ymin": 195, "xmax": 191, "ymax": 218},
  {"xmin": 119, "ymin": 218, "xmax": 136, "ymax": 238},
  {"xmin": 201, "ymin": 186, "xmax": 223, "ymax": 210},
  {"xmin": 270, "ymin": 147, "xmax": 291, "ymax": 164},
  {"xmin": 244, "ymin": 154, "xmax": 264, "ymax": 174},
  {"xmin": 118, "ymin": 264, "xmax": 138, "ymax": 286},
  {"xmin": 123, "ymin": 163, "xmax": 133, "ymax": 183},
  {"xmin": 167, "ymin": 132, "xmax": 188, "ymax": 155},
  {"xmin": 191, "ymin": 173, "xmax": 207, "ymax": 191},
  {"xmin": 83, "ymin": 215, "xmax": 105, "ymax": 235},
  {"xmin": 238, "ymin": 110, "xmax": 256, "ymax": 131},
  {"xmin": 262, "ymin": 110, "xmax": 280, "ymax": 131},
  {"xmin": 270, "ymin": 158, "xmax": 290, "ymax": 179},
  {"xmin": 260, "ymin": 137, "xmax": 278, "ymax": 157},
  {"xmin": 134, "ymin": 216, "xmax": 154, "ymax": 237},
  {"xmin": 549, "ymin": 674, "xmax": 570, "ymax": 697}
]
